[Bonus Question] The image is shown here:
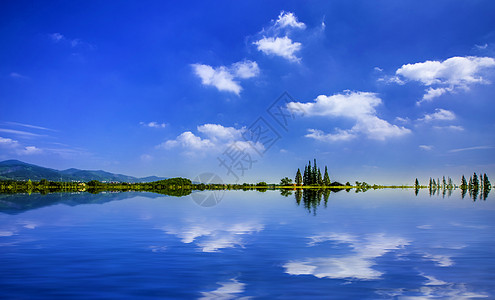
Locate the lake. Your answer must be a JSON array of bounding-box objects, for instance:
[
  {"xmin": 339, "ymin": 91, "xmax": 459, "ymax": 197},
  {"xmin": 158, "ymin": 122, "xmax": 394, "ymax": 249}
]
[{"xmin": 0, "ymin": 189, "xmax": 493, "ymax": 299}]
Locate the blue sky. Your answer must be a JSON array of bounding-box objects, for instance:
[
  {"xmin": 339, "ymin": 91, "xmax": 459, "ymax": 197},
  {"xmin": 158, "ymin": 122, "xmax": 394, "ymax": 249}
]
[{"xmin": 1, "ymin": 0, "xmax": 495, "ymax": 184}]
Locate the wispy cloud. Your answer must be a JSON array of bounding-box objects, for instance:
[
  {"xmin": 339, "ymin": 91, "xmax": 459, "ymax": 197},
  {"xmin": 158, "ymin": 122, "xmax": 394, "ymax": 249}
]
[
  {"xmin": 449, "ymin": 145, "xmax": 494, "ymax": 153},
  {"xmin": 9, "ymin": 72, "xmax": 29, "ymax": 79},
  {"xmin": 0, "ymin": 128, "xmax": 46, "ymax": 138},
  {"xmin": 419, "ymin": 145, "xmax": 433, "ymax": 151},
  {"xmin": 49, "ymin": 32, "xmax": 95, "ymax": 50},
  {"xmin": 140, "ymin": 121, "xmax": 166, "ymax": 129},
  {"xmin": 199, "ymin": 278, "xmax": 246, "ymax": 299},
  {"xmin": 418, "ymin": 108, "xmax": 455, "ymax": 122},
  {"xmin": 4, "ymin": 121, "xmax": 57, "ymax": 132}
]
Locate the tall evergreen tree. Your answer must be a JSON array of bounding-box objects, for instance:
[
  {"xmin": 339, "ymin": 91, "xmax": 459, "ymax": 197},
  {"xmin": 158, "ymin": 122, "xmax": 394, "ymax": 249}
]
[
  {"xmin": 415, "ymin": 178, "xmax": 419, "ymax": 187},
  {"xmin": 442, "ymin": 176, "xmax": 446, "ymax": 188},
  {"xmin": 317, "ymin": 168, "xmax": 322, "ymax": 185},
  {"xmin": 469, "ymin": 176, "xmax": 472, "ymax": 190},
  {"xmin": 429, "ymin": 178, "xmax": 432, "ymax": 188},
  {"xmin": 312, "ymin": 159, "xmax": 317, "ymax": 185},
  {"xmin": 461, "ymin": 175, "xmax": 467, "ymax": 189},
  {"xmin": 295, "ymin": 168, "xmax": 302, "ymax": 186},
  {"xmin": 483, "ymin": 174, "xmax": 491, "ymax": 189},
  {"xmin": 308, "ymin": 161, "xmax": 312, "ymax": 185},
  {"xmin": 323, "ymin": 166, "xmax": 330, "ymax": 186},
  {"xmin": 432, "ymin": 179, "xmax": 436, "ymax": 187},
  {"xmin": 473, "ymin": 173, "xmax": 479, "ymax": 189}
]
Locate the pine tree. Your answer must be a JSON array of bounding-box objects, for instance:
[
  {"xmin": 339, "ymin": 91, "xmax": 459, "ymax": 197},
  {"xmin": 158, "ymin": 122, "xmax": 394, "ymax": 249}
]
[
  {"xmin": 483, "ymin": 174, "xmax": 491, "ymax": 189},
  {"xmin": 429, "ymin": 178, "xmax": 432, "ymax": 188},
  {"xmin": 469, "ymin": 176, "xmax": 472, "ymax": 190},
  {"xmin": 461, "ymin": 175, "xmax": 467, "ymax": 189},
  {"xmin": 317, "ymin": 168, "xmax": 322, "ymax": 185},
  {"xmin": 323, "ymin": 166, "xmax": 330, "ymax": 186},
  {"xmin": 433, "ymin": 179, "xmax": 436, "ymax": 187},
  {"xmin": 308, "ymin": 161, "xmax": 312, "ymax": 185},
  {"xmin": 303, "ymin": 165, "xmax": 308, "ymax": 186},
  {"xmin": 295, "ymin": 168, "xmax": 302, "ymax": 186},
  {"xmin": 415, "ymin": 178, "xmax": 419, "ymax": 187},
  {"xmin": 312, "ymin": 159, "xmax": 317, "ymax": 185},
  {"xmin": 473, "ymin": 173, "xmax": 479, "ymax": 189},
  {"xmin": 442, "ymin": 176, "xmax": 446, "ymax": 189}
]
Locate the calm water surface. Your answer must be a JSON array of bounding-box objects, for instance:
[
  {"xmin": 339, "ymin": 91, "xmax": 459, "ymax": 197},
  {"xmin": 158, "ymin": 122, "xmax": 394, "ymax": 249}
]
[{"xmin": 0, "ymin": 189, "xmax": 494, "ymax": 299}]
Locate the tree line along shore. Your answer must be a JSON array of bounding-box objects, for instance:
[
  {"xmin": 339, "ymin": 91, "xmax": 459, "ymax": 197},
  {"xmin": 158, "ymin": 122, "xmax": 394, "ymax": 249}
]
[{"xmin": 0, "ymin": 159, "xmax": 491, "ymax": 197}]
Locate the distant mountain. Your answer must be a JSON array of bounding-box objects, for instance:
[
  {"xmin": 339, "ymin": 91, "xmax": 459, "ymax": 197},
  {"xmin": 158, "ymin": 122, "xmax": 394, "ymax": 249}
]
[{"xmin": 0, "ymin": 160, "xmax": 167, "ymax": 183}]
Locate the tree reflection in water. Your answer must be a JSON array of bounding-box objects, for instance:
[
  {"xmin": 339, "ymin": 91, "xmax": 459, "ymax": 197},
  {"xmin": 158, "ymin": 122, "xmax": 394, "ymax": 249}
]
[{"xmin": 294, "ymin": 189, "xmax": 343, "ymax": 215}]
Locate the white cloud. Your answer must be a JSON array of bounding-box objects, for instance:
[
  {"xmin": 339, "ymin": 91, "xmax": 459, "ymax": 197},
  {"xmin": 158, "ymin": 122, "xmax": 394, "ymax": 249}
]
[
  {"xmin": 475, "ymin": 43, "xmax": 488, "ymax": 50},
  {"xmin": 197, "ymin": 123, "xmax": 243, "ymax": 141},
  {"xmin": 422, "ymin": 253, "xmax": 454, "ymax": 267},
  {"xmin": 418, "ymin": 108, "xmax": 455, "ymax": 122},
  {"xmin": 192, "ymin": 64, "xmax": 240, "ymax": 94},
  {"xmin": 0, "ymin": 128, "xmax": 46, "ymax": 138},
  {"xmin": 199, "ymin": 278, "xmax": 246, "ymax": 300},
  {"xmin": 433, "ymin": 125, "xmax": 464, "ymax": 131},
  {"xmin": 253, "ymin": 11, "xmax": 307, "ymax": 62},
  {"xmin": 254, "ymin": 36, "xmax": 302, "ymax": 62},
  {"xmin": 422, "ymin": 87, "xmax": 453, "ymax": 102},
  {"xmin": 157, "ymin": 124, "xmax": 263, "ymax": 155},
  {"xmin": 191, "ymin": 60, "xmax": 259, "ymax": 95},
  {"xmin": 394, "ymin": 56, "xmax": 495, "ymax": 103},
  {"xmin": 305, "ymin": 128, "xmax": 356, "ymax": 142},
  {"xmin": 20, "ymin": 146, "xmax": 42, "ymax": 155},
  {"xmin": 284, "ymin": 233, "xmax": 409, "ymax": 280},
  {"xmin": 140, "ymin": 121, "xmax": 166, "ymax": 128},
  {"xmin": 448, "ymin": 145, "xmax": 494, "ymax": 153},
  {"xmin": 159, "ymin": 131, "xmax": 215, "ymax": 151},
  {"xmin": 163, "ymin": 221, "xmax": 263, "ymax": 253},
  {"xmin": 0, "ymin": 136, "xmax": 41, "ymax": 155},
  {"xmin": 419, "ymin": 145, "xmax": 433, "ymax": 151},
  {"xmin": 231, "ymin": 60, "xmax": 260, "ymax": 79},
  {"xmin": 288, "ymin": 91, "xmax": 411, "ymax": 141},
  {"xmin": 0, "ymin": 136, "xmax": 20, "ymax": 148},
  {"xmin": 275, "ymin": 11, "xmax": 306, "ymax": 29},
  {"xmin": 9, "ymin": 72, "xmax": 28, "ymax": 79},
  {"xmin": 50, "ymin": 32, "xmax": 64, "ymax": 42}
]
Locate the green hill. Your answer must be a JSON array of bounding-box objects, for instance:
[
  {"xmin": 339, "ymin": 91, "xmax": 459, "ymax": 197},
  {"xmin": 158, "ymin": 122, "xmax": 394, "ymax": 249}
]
[{"xmin": 0, "ymin": 160, "xmax": 166, "ymax": 183}]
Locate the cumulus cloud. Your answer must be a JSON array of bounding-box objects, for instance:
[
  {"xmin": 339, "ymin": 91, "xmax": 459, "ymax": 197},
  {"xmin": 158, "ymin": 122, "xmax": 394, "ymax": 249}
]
[
  {"xmin": 287, "ymin": 91, "xmax": 411, "ymax": 141},
  {"xmin": 191, "ymin": 60, "xmax": 259, "ymax": 95},
  {"xmin": 393, "ymin": 56, "xmax": 495, "ymax": 104},
  {"xmin": 157, "ymin": 123, "xmax": 263, "ymax": 155},
  {"xmin": 284, "ymin": 233, "xmax": 409, "ymax": 280},
  {"xmin": 253, "ymin": 11, "xmax": 306, "ymax": 62},
  {"xmin": 418, "ymin": 108, "xmax": 455, "ymax": 122},
  {"xmin": 163, "ymin": 221, "xmax": 263, "ymax": 253},
  {"xmin": 0, "ymin": 136, "xmax": 42, "ymax": 155},
  {"xmin": 254, "ymin": 36, "xmax": 302, "ymax": 62},
  {"xmin": 275, "ymin": 11, "xmax": 306, "ymax": 29}
]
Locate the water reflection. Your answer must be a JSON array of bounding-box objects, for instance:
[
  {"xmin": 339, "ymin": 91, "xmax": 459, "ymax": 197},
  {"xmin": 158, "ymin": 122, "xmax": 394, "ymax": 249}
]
[{"xmin": 294, "ymin": 189, "xmax": 341, "ymax": 215}]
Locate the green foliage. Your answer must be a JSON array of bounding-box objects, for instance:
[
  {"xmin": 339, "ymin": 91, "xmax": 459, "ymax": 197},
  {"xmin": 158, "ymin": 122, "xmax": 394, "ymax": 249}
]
[
  {"xmin": 295, "ymin": 169, "xmax": 302, "ymax": 186},
  {"xmin": 323, "ymin": 167, "xmax": 330, "ymax": 186},
  {"xmin": 280, "ymin": 177, "xmax": 293, "ymax": 186},
  {"xmin": 256, "ymin": 182, "xmax": 267, "ymax": 186}
]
